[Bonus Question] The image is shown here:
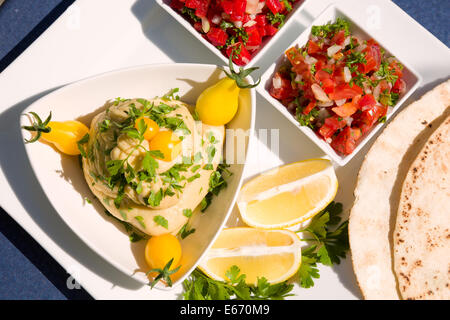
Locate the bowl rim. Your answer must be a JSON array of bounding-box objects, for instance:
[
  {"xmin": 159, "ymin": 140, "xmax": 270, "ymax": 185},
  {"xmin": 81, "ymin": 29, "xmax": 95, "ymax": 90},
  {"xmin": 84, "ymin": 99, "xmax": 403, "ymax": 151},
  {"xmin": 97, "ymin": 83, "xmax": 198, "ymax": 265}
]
[
  {"xmin": 19, "ymin": 62, "xmax": 256, "ymax": 289},
  {"xmin": 155, "ymin": 0, "xmax": 310, "ymax": 69},
  {"xmin": 257, "ymin": 3, "xmax": 422, "ymax": 166}
]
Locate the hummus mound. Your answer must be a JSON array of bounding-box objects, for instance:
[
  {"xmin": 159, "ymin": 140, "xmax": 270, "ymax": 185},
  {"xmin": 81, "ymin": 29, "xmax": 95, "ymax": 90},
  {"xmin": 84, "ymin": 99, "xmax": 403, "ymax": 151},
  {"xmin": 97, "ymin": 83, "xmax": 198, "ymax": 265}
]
[{"xmin": 82, "ymin": 97, "xmax": 225, "ymax": 236}]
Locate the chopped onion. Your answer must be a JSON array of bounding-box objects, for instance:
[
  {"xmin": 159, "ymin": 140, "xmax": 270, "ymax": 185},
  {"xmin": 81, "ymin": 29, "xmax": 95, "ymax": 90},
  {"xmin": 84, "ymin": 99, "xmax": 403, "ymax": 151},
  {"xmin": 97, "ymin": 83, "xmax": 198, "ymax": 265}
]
[
  {"xmin": 355, "ymin": 43, "xmax": 367, "ymax": 53},
  {"xmin": 272, "ymin": 76, "xmax": 282, "ymax": 89},
  {"xmin": 243, "ymin": 20, "xmax": 257, "ymax": 28},
  {"xmin": 304, "ymin": 55, "xmax": 318, "ymax": 65},
  {"xmin": 326, "ymin": 137, "xmax": 332, "ymax": 144},
  {"xmin": 246, "ymin": 45, "xmax": 259, "ymax": 51},
  {"xmin": 323, "ymin": 38, "xmax": 331, "ymax": 45},
  {"xmin": 329, "ymin": 58, "xmax": 335, "ymax": 64},
  {"xmin": 363, "ymin": 82, "xmax": 372, "ymax": 94},
  {"xmin": 344, "ymin": 117, "xmax": 354, "ymax": 126},
  {"xmin": 343, "ymin": 36, "xmax": 351, "ymax": 47},
  {"xmin": 234, "ymin": 21, "xmax": 243, "ymax": 28},
  {"xmin": 335, "ymin": 98, "xmax": 347, "ymax": 106},
  {"xmin": 327, "ymin": 44, "xmax": 342, "ymax": 57},
  {"xmin": 317, "ymin": 100, "xmax": 334, "ymax": 107},
  {"xmin": 256, "ymin": 1, "xmax": 265, "ymax": 13},
  {"xmin": 211, "ymin": 15, "xmax": 222, "ymax": 25},
  {"xmin": 311, "ymin": 83, "xmax": 331, "ymax": 102},
  {"xmin": 246, "ymin": 0, "xmax": 259, "ymax": 14},
  {"xmin": 295, "ymin": 74, "xmax": 303, "ymax": 83},
  {"xmin": 373, "ymin": 83, "xmax": 381, "ymax": 100},
  {"xmin": 202, "ymin": 18, "xmax": 210, "ymax": 33},
  {"xmin": 343, "ymin": 66, "xmax": 352, "ymax": 83}
]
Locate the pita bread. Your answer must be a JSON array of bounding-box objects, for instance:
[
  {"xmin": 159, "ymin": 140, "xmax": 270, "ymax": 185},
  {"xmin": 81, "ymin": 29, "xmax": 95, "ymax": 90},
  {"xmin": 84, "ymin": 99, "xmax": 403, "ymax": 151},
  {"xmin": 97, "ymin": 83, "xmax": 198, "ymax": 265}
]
[
  {"xmin": 349, "ymin": 79, "xmax": 450, "ymax": 299},
  {"xmin": 393, "ymin": 116, "xmax": 450, "ymax": 300}
]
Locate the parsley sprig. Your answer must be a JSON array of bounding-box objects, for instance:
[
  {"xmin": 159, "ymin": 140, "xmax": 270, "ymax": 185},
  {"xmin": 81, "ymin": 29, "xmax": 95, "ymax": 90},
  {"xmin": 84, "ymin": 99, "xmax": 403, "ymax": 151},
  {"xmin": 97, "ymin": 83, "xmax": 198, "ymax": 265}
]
[
  {"xmin": 183, "ymin": 266, "xmax": 294, "ymax": 300},
  {"xmin": 296, "ymin": 202, "xmax": 349, "ymax": 288}
]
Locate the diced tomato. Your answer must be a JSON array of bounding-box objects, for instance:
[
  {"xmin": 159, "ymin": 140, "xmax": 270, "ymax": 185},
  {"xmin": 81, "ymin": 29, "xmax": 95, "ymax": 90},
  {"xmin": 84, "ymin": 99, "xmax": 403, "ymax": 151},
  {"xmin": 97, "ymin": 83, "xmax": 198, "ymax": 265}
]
[
  {"xmin": 170, "ymin": 0, "xmax": 185, "ymax": 11},
  {"xmin": 307, "ymin": 40, "xmax": 322, "ymax": 55},
  {"xmin": 255, "ymin": 14, "xmax": 267, "ymax": 27},
  {"xmin": 245, "ymin": 25, "xmax": 262, "ymax": 46},
  {"xmin": 331, "ymin": 30, "xmax": 346, "ymax": 46},
  {"xmin": 331, "ymin": 127, "xmax": 362, "ymax": 155},
  {"xmin": 185, "ymin": 0, "xmax": 210, "ymax": 18},
  {"xmin": 226, "ymin": 42, "xmax": 251, "ymax": 66},
  {"xmin": 392, "ymin": 78, "xmax": 406, "ymax": 94},
  {"xmin": 358, "ymin": 40, "xmax": 381, "ymax": 74},
  {"xmin": 269, "ymin": 72, "xmax": 295, "ymax": 100},
  {"xmin": 265, "ymin": 24, "xmax": 278, "ymax": 36},
  {"xmin": 328, "ymin": 83, "xmax": 363, "ymax": 100},
  {"xmin": 206, "ymin": 27, "xmax": 228, "ymax": 46},
  {"xmin": 358, "ymin": 94, "xmax": 377, "ymax": 110},
  {"xmin": 302, "ymin": 100, "xmax": 316, "ymax": 115},
  {"xmin": 332, "ymin": 102, "xmax": 357, "ymax": 118},
  {"xmin": 353, "ymin": 104, "xmax": 386, "ymax": 134},
  {"xmin": 221, "ymin": 0, "xmax": 233, "ymax": 15},
  {"xmin": 318, "ymin": 116, "xmax": 347, "ymax": 139},
  {"xmin": 193, "ymin": 21, "xmax": 202, "ymax": 32},
  {"xmin": 230, "ymin": 0, "xmax": 246, "ymax": 21},
  {"xmin": 266, "ymin": 0, "xmax": 283, "ymax": 14}
]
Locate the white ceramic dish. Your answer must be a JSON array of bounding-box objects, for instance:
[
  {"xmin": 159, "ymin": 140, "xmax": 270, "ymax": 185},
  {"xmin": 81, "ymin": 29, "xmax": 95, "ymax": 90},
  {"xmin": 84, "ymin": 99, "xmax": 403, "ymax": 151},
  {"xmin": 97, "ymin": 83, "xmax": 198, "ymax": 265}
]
[
  {"xmin": 156, "ymin": 0, "xmax": 309, "ymax": 68},
  {"xmin": 19, "ymin": 63, "xmax": 255, "ymax": 288},
  {"xmin": 258, "ymin": 4, "xmax": 422, "ymax": 166}
]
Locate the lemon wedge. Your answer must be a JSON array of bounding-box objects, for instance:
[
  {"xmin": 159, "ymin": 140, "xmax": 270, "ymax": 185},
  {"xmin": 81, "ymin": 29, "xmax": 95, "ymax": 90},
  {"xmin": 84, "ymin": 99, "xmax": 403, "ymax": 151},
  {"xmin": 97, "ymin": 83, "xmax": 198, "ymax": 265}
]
[
  {"xmin": 237, "ymin": 159, "xmax": 338, "ymax": 229},
  {"xmin": 198, "ymin": 228, "xmax": 302, "ymax": 284}
]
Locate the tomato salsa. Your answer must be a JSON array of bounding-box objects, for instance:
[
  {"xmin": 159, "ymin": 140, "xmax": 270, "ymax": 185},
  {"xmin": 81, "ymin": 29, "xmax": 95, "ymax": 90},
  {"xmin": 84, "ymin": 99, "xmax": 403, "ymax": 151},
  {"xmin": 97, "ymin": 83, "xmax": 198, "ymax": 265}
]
[
  {"xmin": 170, "ymin": 0, "xmax": 303, "ymax": 65},
  {"xmin": 269, "ymin": 18, "xmax": 406, "ymax": 156}
]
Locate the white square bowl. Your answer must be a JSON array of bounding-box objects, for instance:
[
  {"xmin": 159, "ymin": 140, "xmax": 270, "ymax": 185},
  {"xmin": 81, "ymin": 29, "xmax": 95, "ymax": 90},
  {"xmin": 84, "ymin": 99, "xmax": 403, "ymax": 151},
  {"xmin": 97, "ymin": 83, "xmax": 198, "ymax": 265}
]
[
  {"xmin": 156, "ymin": 0, "xmax": 309, "ymax": 68},
  {"xmin": 257, "ymin": 4, "xmax": 422, "ymax": 166},
  {"xmin": 19, "ymin": 63, "xmax": 255, "ymax": 289}
]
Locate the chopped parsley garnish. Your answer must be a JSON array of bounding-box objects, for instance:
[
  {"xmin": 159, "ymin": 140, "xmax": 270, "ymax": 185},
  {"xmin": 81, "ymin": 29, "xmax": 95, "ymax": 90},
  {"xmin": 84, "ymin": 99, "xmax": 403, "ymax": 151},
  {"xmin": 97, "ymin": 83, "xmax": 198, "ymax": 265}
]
[
  {"xmin": 296, "ymin": 102, "xmax": 319, "ymax": 129},
  {"xmin": 311, "ymin": 17, "xmax": 350, "ymax": 38},
  {"xmin": 153, "ymin": 215, "xmax": 169, "ymax": 229},
  {"xmin": 183, "ymin": 208, "xmax": 193, "ymax": 218},
  {"xmin": 162, "ymin": 88, "xmax": 180, "ymax": 101},
  {"xmin": 379, "ymin": 89, "xmax": 399, "ymax": 106},
  {"xmin": 135, "ymin": 216, "xmax": 146, "ymax": 229},
  {"xmin": 181, "ymin": 7, "xmax": 200, "ymax": 22},
  {"xmin": 103, "ymin": 210, "xmax": 148, "ymax": 243},
  {"xmin": 267, "ymin": 12, "xmax": 286, "ymax": 28},
  {"xmin": 178, "ymin": 223, "xmax": 196, "ymax": 239}
]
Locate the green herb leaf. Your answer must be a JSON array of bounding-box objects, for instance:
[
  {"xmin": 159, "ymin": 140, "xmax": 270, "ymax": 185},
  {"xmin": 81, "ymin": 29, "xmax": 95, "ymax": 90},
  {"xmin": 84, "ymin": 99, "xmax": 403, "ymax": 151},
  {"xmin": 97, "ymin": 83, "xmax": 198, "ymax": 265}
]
[{"xmin": 153, "ymin": 215, "xmax": 169, "ymax": 229}]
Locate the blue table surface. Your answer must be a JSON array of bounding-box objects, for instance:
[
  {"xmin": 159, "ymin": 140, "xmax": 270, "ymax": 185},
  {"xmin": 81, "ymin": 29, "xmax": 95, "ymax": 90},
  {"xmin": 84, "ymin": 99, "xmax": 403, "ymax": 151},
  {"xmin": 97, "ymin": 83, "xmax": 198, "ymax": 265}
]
[{"xmin": 0, "ymin": 0, "xmax": 449, "ymax": 300}]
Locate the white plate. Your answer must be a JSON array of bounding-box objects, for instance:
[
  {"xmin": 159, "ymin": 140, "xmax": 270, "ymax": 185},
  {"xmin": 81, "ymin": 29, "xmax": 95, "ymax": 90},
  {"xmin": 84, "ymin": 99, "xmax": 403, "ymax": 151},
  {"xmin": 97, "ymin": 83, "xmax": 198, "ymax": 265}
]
[
  {"xmin": 0, "ymin": 0, "xmax": 449, "ymax": 300},
  {"xmin": 19, "ymin": 63, "xmax": 255, "ymax": 288},
  {"xmin": 258, "ymin": 4, "xmax": 422, "ymax": 166},
  {"xmin": 156, "ymin": 0, "xmax": 309, "ymax": 68}
]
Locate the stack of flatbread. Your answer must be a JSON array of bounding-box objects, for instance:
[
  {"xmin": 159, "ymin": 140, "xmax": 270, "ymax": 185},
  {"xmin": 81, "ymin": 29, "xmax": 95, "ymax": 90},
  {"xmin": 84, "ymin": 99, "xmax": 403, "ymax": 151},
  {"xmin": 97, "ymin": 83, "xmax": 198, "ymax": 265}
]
[{"xmin": 349, "ymin": 80, "xmax": 450, "ymax": 300}]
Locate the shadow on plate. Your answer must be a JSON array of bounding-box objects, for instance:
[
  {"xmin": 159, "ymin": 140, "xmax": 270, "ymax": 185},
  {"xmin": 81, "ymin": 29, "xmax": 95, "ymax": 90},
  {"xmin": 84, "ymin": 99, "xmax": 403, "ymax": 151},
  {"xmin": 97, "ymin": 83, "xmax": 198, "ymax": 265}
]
[{"xmin": 0, "ymin": 89, "xmax": 145, "ymax": 297}]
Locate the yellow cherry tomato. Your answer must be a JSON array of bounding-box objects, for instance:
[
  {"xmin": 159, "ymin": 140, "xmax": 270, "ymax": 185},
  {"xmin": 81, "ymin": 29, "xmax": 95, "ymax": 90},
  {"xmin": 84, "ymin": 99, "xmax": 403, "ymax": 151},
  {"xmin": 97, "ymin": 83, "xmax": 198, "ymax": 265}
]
[
  {"xmin": 41, "ymin": 121, "xmax": 89, "ymax": 156},
  {"xmin": 134, "ymin": 116, "xmax": 159, "ymax": 141},
  {"xmin": 195, "ymin": 57, "xmax": 260, "ymax": 126},
  {"xmin": 145, "ymin": 234, "xmax": 182, "ymax": 271},
  {"xmin": 149, "ymin": 130, "xmax": 182, "ymax": 162},
  {"xmin": 196, "ymin": 77, "xmax": 239, "ymax": 126}
]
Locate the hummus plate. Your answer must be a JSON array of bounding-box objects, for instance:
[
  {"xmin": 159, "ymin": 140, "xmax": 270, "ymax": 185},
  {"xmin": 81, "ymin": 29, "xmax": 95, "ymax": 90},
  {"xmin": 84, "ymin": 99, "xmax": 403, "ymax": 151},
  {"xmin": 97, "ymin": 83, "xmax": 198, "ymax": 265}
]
[{"xmin": 19, "ymin": 64, "xmax": 255, "ymax": 288}]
